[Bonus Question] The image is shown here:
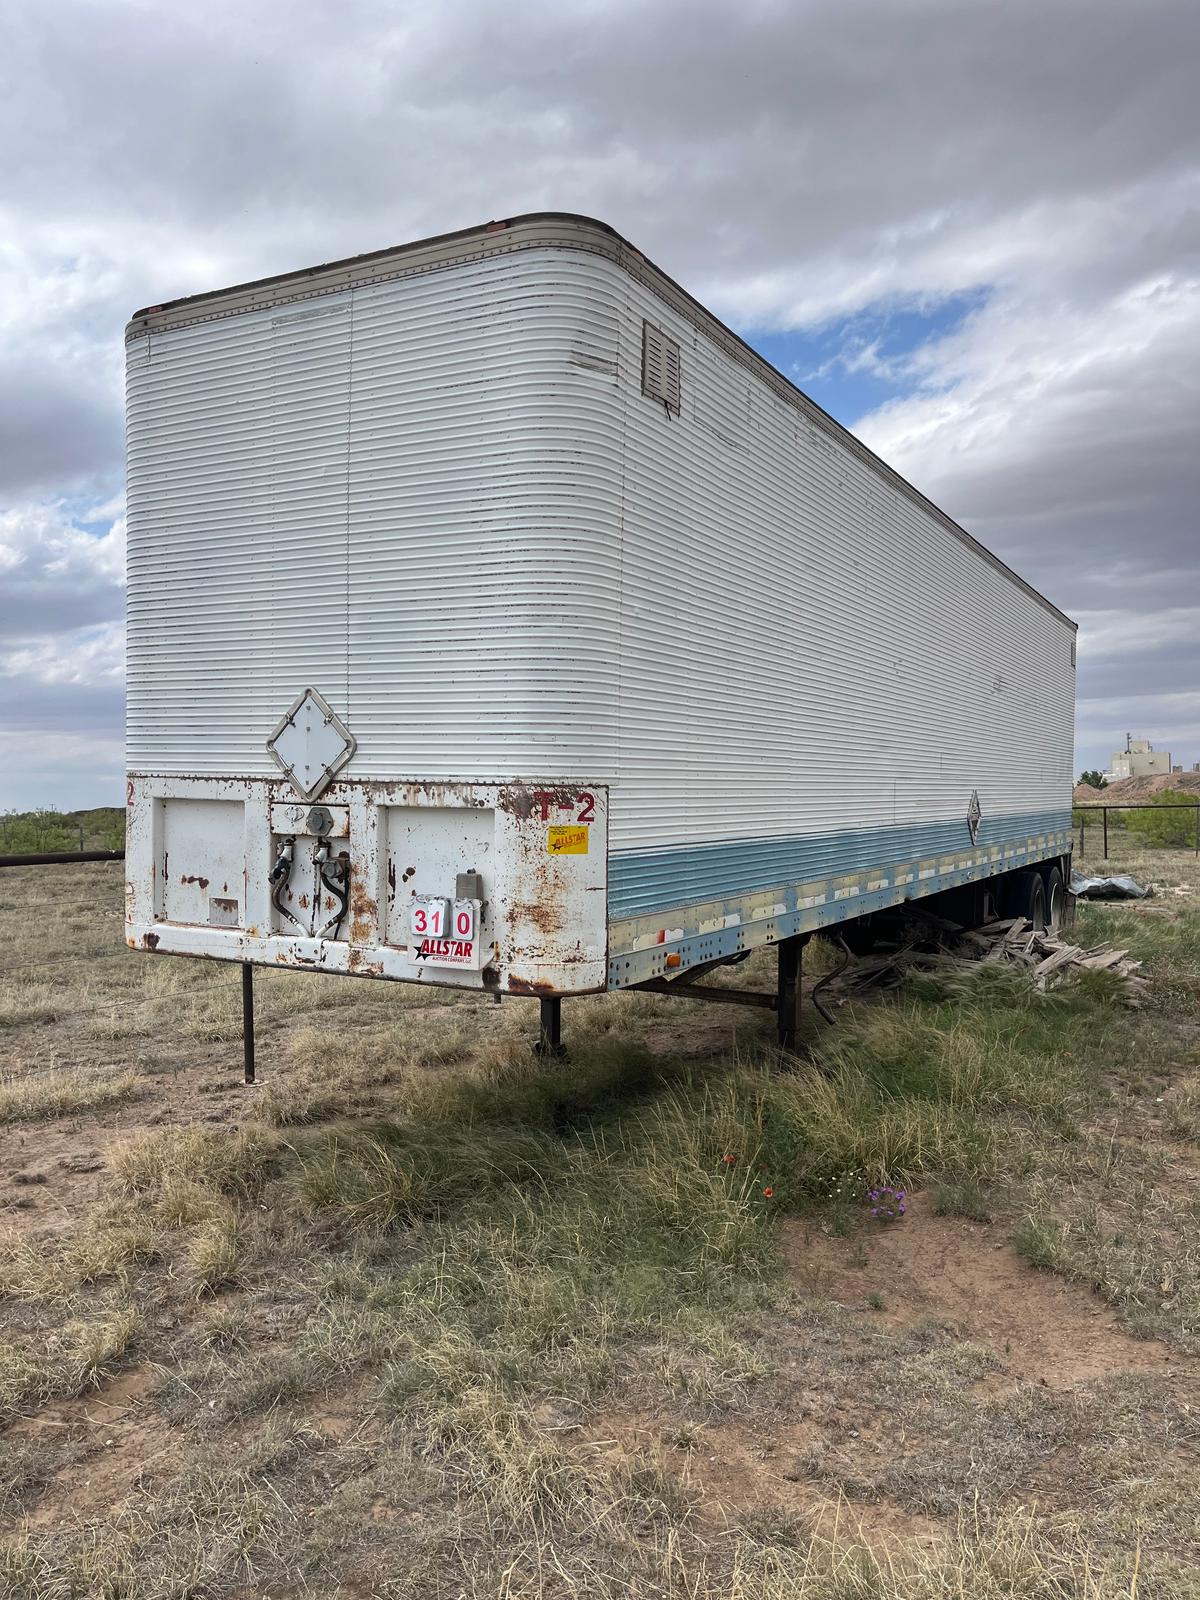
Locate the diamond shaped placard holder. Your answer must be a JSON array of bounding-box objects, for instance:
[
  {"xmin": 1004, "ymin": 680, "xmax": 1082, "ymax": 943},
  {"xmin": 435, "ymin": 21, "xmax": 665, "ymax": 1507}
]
[
  {"xmin": 266, "ymin": 688, "xmax": 357, "ymax": 802},
  {"xmin": 966, "ymin": 789, "xmax": 982, "ymax": 846}
]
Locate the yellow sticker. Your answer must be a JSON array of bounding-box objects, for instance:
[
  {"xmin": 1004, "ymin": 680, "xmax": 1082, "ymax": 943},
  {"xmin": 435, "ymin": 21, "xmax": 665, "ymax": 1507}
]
[{"xmin": 548, "ymin": 824, "xmax": 589, "ymax": 855}]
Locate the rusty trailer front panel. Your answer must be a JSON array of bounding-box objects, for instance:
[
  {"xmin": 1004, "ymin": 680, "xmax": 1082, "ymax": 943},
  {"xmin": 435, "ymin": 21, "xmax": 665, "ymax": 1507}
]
[{"xmin": 125, "ymin": 778, "xmax": 608, "ymax": 996}]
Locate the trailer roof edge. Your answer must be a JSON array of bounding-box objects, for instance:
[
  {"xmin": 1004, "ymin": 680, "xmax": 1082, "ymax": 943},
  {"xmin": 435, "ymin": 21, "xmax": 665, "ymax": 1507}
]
[{"xmin": 126, "ymin": 212, "xmax": 1076, "ymax": 631}]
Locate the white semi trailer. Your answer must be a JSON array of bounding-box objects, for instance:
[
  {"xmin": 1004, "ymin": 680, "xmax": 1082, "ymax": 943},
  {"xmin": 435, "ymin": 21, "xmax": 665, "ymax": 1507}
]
[{"xmin": 124, "ymin": 213, "xmax": 1075, "ymax": 1056}]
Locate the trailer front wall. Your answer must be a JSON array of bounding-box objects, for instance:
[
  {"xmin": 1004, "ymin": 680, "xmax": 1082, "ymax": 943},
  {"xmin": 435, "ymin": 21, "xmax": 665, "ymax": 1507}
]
[
  {"xmin": 126, "ymin": 250, "xmax": 623, "ymax": 781},
  {"xmin": 125, "ymin": 248, "xmax": 626, "ymax": 991}
]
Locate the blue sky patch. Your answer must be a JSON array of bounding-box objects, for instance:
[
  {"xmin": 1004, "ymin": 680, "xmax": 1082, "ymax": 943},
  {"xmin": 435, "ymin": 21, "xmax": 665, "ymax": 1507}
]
[{"xmin": 737, "ymin": 287, "xmax": 989, "ymax": 430}]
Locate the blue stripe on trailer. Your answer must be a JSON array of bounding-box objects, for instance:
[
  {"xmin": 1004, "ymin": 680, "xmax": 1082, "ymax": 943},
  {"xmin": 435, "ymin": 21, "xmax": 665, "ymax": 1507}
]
[{"xmin": 608, "ymin": 808, "xmax": 1072, "ymax": 920}]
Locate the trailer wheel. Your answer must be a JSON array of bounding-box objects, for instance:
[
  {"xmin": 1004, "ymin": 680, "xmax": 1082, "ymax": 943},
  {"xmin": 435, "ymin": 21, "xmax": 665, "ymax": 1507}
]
[
  {"xmin": 1005, "ymin": 870, "xmax": 1047, "ymax": 930},
  {"xmin": 1042, "ymin": 866, "xmax": 1064, "ymax": 930}
]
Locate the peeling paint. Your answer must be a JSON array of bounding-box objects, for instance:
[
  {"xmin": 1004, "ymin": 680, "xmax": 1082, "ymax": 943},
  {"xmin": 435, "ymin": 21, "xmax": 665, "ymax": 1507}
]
[
  {"xmin": 506, "ymin": 974, "xmax": 556, "ymax": 995},
  {"xmin": 124, "ymin": 775, "xmax": 611, "ymax": 996}
]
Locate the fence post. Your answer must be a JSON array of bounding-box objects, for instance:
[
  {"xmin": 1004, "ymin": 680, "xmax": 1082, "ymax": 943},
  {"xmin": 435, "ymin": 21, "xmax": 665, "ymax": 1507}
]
[{"xmin": 1102, "ymin": 807, "xmax": 1108, "ymax": 859}]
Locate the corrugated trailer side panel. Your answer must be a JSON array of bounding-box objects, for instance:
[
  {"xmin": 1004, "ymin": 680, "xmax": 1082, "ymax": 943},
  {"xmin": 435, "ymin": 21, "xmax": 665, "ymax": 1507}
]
[{"xmin": 601, "ymin": 262, "xmax": 1074, "ymax": 981}]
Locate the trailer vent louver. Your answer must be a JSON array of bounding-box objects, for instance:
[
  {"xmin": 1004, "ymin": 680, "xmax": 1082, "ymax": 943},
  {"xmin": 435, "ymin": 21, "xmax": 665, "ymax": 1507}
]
[{"xmin": 642, "ymin": 322, "xmax": 681, "ymax": 414}]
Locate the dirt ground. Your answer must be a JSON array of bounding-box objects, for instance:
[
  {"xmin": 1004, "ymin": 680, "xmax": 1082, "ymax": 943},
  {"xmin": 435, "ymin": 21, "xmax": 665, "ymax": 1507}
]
[{"xmin": 2, "ymin": 856, "xmax": 1199, "ymax": 1596}]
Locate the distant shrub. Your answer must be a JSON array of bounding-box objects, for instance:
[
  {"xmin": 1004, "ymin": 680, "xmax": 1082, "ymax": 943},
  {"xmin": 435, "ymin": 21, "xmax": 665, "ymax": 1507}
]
[
  {"xmin": 0, "ymin": 806, "xmax": 125, "ymax": 854},
  {"xmin": 1123, "ymin": 790, "xmax": 1200, "ymax": 849},
  {"xmin": 1077, "ymin": 770, "xmax": 1107, "ymax": 790}
]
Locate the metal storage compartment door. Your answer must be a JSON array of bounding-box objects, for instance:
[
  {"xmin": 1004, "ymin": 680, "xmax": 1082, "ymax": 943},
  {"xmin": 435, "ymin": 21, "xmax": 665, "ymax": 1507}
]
[{"xmin": 158, "ymin": 798, "xmax": 246, "ymax": 928}]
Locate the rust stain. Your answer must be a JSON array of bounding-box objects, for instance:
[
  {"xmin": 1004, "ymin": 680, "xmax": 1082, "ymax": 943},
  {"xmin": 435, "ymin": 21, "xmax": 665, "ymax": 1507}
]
[
  {"xmin": 506, "ymin": 974, "xmax": 555, "ymax": 995},
  {"xmin": 347, "ymin": 947, "xmax": 384, "ymax": 976},
  {"xmin": 386, "ymin": 859, "xmax": 396, "ymax": 899},
  {"xmin": 511, "ymin": 900, "xmax": 566, "ymax": 935},
  {"xmin": 402, "ymin": 866, "xmax": 415, "ymax": 883},
  {"xmin": 499, "ymin": 785, "xmax": 582, "ymax": 820},
  {"xmin": 180, "ymin": 874, "xmax": 209, "ymax": 889},
  {"xmin": 359, "ymin": 779, "xmax": 487, "ymax": 810},
  {"xmin": 498, "ymin": 786, "xmax": 536, "ymax": 820},
  {"xmin": 298, "ymin": 893, "xmax": 310, "ymax": 911},
  {"xmin": 142, "ymin": 932, "xmax": 160, "ymax": 950},
  {"xmin": 349, "ymin": 875, "xmax": 378, "ymax": 945}
]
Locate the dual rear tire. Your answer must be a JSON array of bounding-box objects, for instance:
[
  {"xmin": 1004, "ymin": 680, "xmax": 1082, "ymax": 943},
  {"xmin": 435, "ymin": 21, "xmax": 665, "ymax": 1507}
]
[{"xmin": 1005, "ymin": 865, "xmax": 1064, "ymax": 931}]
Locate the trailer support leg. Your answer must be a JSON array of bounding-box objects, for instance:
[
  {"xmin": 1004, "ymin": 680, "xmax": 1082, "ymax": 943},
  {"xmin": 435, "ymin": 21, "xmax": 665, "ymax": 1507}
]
[
  {"xmin": 776, "ymin": 935, "xmax": 809, "ymax": 1053},
  {"xmin": 242, "ymin": 962, "xmax": 256, "ymax": 1085},
  {"xmin": 536, "ymin": 997, "xmax": 564, "ymax": 1057}
]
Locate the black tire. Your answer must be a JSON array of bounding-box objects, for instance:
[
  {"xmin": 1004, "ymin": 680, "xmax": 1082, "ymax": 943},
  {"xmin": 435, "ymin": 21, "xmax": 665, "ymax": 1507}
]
[
  {"xmin": 1004, "ymin": 869, "xmax": 1047, "ymax": 930},
  {"xmin": 1042, "ymin": 866, "xmax": 1064, "ymax": 930}
]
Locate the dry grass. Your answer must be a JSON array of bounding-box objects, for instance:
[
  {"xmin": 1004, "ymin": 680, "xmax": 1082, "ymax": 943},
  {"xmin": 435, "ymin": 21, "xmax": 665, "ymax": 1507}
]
[
  {"xmin": 0, "ymin": 1304, "xmax": 140, "ymax": 1419},
  {"xmin": 184, "ymin": 1211, "xmax": 242, "ymax": 1296},
  {"xmin": 107, "ymin": 1123, "xmax": 282, "ymax": 1198},
  {"xmin": 0, "ymin": 981, "xmax": 62, "ymax": 1030},
  {"xmin": 0, "ymin": 855, "xmax": 1197, "ymax": 1595},
  {"xmin": 0, "ymin": 1067, "xmax": 141, "ymax": 1124}
]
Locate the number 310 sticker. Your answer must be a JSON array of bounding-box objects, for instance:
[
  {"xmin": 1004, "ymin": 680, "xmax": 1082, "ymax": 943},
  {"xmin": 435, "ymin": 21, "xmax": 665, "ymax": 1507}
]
[
  {"xmin": 409, "ymin": 896, "xmax": 449, "ymax": 940},
  {"xmin": 410, "ymin": 897, "xmax": 479, "ymax": 942}
]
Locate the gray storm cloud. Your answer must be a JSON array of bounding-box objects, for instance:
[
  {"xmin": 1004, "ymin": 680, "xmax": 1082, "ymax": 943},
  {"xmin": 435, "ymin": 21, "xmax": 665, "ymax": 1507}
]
[{"xmin": 1, "ymin": 0, "xmax": 1197, "ymax": 804}]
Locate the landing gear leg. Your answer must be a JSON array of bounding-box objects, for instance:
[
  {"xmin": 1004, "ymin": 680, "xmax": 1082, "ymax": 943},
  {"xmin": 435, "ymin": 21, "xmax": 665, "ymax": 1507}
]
[
  {"xmin": 242, "ymin": 962, "xmax": 256, "ymax": 1085},
  {"xmin": 777, "ymin": 934, "xmax": 810, "ymax": 1053},
  {"xmin": 536, "ymin": 996, "xmax": 564, "ymax": 1057}
]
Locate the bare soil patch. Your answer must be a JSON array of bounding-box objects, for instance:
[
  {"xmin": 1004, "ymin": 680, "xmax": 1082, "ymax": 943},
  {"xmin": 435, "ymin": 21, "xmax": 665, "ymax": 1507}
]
[
  {"xmin": 581, "ymin": 1406, "xmax": 944, "ymax": 1553},
  {"xmin": 783, "ymin": 1196, "xmax": 1184, "ymax": 1390}
]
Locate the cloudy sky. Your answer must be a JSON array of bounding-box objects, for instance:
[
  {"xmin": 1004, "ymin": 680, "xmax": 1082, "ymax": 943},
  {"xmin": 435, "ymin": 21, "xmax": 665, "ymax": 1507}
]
[{"xmin": 2, "ymin": 0, "xmax": 1197, "ymax": 809}]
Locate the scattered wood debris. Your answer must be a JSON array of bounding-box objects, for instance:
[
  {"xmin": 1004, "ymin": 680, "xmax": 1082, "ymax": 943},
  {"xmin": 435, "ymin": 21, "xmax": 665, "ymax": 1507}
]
[
  {"xmin": 829, "ymin": 909, "xmax": 1148, "ymax": 1007},
  {"xmin": 977, "ymin": 918, "xmax": 1147, "ymax": 1001}
]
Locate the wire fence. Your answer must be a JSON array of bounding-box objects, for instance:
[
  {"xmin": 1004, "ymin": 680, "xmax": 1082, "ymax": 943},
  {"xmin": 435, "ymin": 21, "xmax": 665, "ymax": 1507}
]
[
  {"xmin": 1071, "ymin": 802, "xmax": 1200, "ymax": 860},
  {"xmin": 0, "ymin": 813, "xmax": 124, "ymax": 859},
  {"xmin": 0, "ymin": 849, "xmax": 124, "ymax": 868}
]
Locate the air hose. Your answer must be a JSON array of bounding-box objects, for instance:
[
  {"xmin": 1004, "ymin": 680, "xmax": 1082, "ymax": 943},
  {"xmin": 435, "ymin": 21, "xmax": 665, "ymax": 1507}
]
[
  {"xmin": 315, "ymin": 849, "xmax": 350, "ymax": 940},
  {"xmin": 269, "ymin": 838, "xmax": 306, "ymax": 933}
]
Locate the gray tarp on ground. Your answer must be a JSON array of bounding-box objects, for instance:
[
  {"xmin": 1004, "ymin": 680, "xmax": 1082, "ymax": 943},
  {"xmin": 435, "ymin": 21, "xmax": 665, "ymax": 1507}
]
[{"xmin": 1069, "ymin": 872, "xmax": 1152, "ymax": 900}]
